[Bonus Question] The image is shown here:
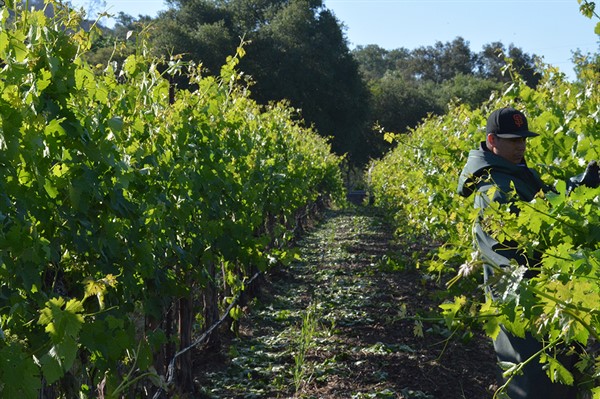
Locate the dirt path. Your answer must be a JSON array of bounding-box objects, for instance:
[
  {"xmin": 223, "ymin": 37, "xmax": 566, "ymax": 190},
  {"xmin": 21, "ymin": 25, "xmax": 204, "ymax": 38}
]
[{"xmin": 194, "ymin": 207, "xmax": 498, "ymax": 398}]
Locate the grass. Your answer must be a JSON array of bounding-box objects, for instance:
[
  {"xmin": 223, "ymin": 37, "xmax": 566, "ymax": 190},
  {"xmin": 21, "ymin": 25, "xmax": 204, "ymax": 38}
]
[{"xmin": 293, "ymin": 303, "xmax": 320, "ymax": 393}]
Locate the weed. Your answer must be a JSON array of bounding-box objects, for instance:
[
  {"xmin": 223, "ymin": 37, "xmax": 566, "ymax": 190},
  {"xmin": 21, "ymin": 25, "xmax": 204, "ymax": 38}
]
[{"xmin": 293, "ymin": 302, "xmax": 320, "ymax": 393}]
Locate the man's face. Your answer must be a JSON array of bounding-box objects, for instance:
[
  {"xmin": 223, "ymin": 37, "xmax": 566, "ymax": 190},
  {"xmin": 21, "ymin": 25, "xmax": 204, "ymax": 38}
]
[{"xmin": 488, "ymin": 134, "xmax": 527, "ymax": 164}]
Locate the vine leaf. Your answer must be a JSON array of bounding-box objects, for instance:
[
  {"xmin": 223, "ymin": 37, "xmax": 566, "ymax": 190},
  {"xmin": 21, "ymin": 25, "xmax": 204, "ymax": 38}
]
[
  {"xmin": 37, "ymin": 298, "xmax": 85, "ymax": 383},
  {"xmin": 0, "ymin": 344, "xmax": 40, "ymax": 399}
]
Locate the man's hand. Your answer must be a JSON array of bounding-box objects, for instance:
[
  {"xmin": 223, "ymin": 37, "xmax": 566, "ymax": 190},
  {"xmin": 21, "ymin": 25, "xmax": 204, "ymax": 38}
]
[{"xmin": 580, "ymin": 160, "xmax": 600, "ymax": 188}]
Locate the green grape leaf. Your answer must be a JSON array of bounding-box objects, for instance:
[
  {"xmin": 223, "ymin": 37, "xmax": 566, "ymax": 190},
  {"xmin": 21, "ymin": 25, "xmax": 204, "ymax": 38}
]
[
  {"xmin": 36, "ymin": 68, "xmax": 52, "ymax": 92},
  {"xmin": 483, "ymin": 315, "xmax": 501, "ymax": 340},
  {"xmin": 39, "ymin": 352, "xmax": 63, "ymax": 384},
  {"xmin": 541, "ymin": 354, "xmax": 574, "ymax": 386},
  {"xmin": 107, "ymin": 116, "xmax": 124, "ymax": 133},
  {"xmin": 75, "ymin": 67, "xmax": 95, "ymax": 91},
  {"xmin": 0, "ymin": 31, "xmax": 8, "ymax": 53},
  {"xmin": 44, "ymin": 178, "xmax": 58, "ymax": 199},
  {"xmin": 11, "ymin": 32, "xmax": 28, "ymax": 62},
  {"xmin": 0, "ymin": 344, "xmax": 40, "ymax": 399},
  {"xmin": 38, "ymin": 298, "xmax": 85, "ymax": 343}
]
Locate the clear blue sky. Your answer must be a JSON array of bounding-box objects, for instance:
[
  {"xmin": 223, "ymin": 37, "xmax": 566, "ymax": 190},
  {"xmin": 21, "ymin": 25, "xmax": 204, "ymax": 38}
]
[{"xmin": 69, "ymin": 0, "xmax": 599, "ymax": 80}]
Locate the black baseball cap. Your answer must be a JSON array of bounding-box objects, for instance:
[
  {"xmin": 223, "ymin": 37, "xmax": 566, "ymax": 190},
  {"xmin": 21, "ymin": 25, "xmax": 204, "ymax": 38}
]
[{"xmin": 486, "ymin": 107, "xmax": 539, "ymax": 138}]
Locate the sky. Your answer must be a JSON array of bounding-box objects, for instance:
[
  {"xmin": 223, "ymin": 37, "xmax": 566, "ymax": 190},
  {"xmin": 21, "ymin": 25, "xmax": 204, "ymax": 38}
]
[{"xmin": 68, "ymin": 0, "xmax": 599, "ymax": 80}]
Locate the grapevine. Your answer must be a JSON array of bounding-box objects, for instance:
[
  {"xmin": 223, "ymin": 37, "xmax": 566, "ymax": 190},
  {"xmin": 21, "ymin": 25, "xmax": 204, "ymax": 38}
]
[
  {"xmin": 369, "ymin": 58, "xmax": 600, "ymax": 396},
  {"xmin": 0, "ymin": 1, "xmax": 343, "ymax": 397}
]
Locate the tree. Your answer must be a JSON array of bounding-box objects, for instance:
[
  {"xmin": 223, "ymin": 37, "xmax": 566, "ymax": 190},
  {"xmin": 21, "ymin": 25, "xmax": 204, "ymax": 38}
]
[
  {"xmin": 152, "ymin": 1, "xmax": 237, "ymax": 75},
  {"xmin": 246, "ymin": 0, "xmax": 370, "ymax": 162},
  {"xmin": 352, "ymin": 44, "xmax": 412, "ymax": 81},
  {"xmin": 477, "ymin": 42, "xmax": 541, "ymax": 87},
  {"xmin": 350, "ymin": 37, "xmax": 528, "ymax": 160},
  {"xmin": 370, "ymin": 71, "xmax": 441, "ymax": 135},
  {"xmin": 151, "ymin": 0, "xmax": 370, "ymax": 164},
  {"xmin": 436, "ymin": 74, "xmax": 501, "ymax": 109},
  {"xmin": 408, "ymin": 37, "xmax": 476, "ymax": 83},
  {"xmin": 84, "ymin": 13, "xmax": 155, "ymax": 68}
]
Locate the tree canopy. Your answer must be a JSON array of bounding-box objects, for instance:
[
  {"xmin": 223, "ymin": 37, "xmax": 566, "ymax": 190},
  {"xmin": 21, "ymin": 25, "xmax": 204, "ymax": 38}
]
[
  {"xmin": 80, "ymin": 0, "xmax": 595, "ymax": 164},
  {"xmin": 146, "ymin": 0, "xmax": 370, "ymax": 164},
  {"xmin": 351, "ymin": 38, "xmax": 541, "ymax": 156}
]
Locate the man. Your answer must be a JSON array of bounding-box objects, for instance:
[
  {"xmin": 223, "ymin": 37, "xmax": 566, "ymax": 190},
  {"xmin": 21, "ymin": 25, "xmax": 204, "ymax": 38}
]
[{"xmin": 456, "ymin": 106, "xmax": 599, "ymax": 398}]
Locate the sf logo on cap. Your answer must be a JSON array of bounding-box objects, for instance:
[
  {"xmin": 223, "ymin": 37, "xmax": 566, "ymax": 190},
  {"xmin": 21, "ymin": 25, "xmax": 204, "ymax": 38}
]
[{"xmin": 513, "ymin": 114, "xmax": 525, "ymax": 127}]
